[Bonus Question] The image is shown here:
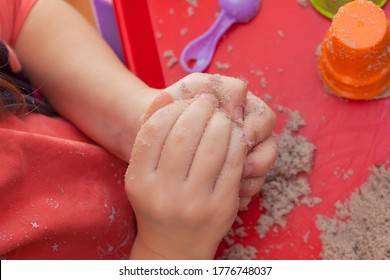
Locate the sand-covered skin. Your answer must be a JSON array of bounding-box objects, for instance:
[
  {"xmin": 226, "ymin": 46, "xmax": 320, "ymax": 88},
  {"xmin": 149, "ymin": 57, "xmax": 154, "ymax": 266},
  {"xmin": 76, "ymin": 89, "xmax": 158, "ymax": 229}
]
[
  {"xmin": 169, "ymin": 78, "xmax": 319, "ymax": 259},
  {"xmin": 317, "ymin": 163, "xmax": 390, "ymax": 260}
]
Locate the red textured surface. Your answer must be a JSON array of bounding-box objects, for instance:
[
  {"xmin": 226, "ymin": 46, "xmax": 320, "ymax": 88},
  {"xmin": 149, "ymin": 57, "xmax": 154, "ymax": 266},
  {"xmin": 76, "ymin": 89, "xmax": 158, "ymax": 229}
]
[{"xmin": 116, "ymin": 0, "xmax": 390, "ymax": 259}]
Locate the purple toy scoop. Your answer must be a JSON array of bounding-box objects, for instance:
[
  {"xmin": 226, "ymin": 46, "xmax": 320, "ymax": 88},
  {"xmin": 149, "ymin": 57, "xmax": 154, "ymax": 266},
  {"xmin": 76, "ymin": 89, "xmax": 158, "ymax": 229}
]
[{"xmin": 180, "ymin": 0, "xmax": 261, "ymax": 73}]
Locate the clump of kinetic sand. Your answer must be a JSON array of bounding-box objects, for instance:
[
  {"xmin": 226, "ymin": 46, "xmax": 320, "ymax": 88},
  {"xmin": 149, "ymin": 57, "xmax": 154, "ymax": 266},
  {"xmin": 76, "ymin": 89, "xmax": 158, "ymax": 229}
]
[
  {"xmin": 317, "ymin": 163, "xmax": 390, "ymax": 259},
  {"xmin": 256, "ymin": 107, "xmax": 321, "ymax": 238},
  {"xmin": 220, "ymin": 244, "xmax": 258, "ymax": 260}
]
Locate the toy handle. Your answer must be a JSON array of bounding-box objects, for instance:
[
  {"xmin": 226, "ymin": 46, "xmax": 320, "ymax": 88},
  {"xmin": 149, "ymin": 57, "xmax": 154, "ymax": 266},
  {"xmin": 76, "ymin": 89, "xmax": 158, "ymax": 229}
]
[{"xmin": 180, "ymin": 10, "xmax": 235, "ymax": 73}]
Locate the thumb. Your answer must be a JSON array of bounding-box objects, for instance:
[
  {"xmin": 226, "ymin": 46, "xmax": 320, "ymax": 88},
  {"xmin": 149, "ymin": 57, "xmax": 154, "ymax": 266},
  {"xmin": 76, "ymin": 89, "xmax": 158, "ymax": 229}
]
[{"xmin": 139, "ymin": 92, "xmax": 174, "ymax": 127}]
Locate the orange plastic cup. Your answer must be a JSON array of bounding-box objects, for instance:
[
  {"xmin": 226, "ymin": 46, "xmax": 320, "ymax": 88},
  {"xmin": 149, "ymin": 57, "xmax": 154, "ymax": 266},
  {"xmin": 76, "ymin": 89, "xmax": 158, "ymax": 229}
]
[{"xmin": 319, "ymin": 0, "xmax": 390, "ymax": 100}]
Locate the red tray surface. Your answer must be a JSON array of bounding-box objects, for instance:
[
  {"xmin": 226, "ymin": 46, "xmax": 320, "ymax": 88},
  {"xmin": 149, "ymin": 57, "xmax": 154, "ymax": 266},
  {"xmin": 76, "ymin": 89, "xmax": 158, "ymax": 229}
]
[{"xmin": 116, "ymin": 0, "xmax": 390, "ymax": 259}]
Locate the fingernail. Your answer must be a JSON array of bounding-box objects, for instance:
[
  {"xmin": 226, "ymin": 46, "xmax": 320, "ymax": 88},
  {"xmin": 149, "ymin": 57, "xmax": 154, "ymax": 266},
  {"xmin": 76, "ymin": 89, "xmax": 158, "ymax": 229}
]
[
  {"xmin": 233, "ymin": 105, "xmax": 243, "ymax": 121},
  {"xmin": 217, "ymin": 108, "xmax": 230, "ymax": 118},
  {"xmin": 243, "ymin": 162, "xmax": 254, "ymax": 177},
  {"xmin": 239, "ymin": 197, "xmax": 251, "ymax": 210}
]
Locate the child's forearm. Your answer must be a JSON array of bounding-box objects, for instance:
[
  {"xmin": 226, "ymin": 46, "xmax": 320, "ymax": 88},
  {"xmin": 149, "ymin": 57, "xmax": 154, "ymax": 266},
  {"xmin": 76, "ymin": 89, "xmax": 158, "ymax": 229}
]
[
  {"xmin": 14, "ymin": 0, "xmax": 156, "ymax": 161},
  {"xmin": 129, "ymin": 236, "xmax": 217, "ymax": 260}
]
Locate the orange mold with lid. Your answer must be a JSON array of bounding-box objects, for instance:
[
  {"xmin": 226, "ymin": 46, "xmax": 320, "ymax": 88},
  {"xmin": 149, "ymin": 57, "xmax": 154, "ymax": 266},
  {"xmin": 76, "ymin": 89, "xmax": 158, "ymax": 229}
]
[{"xmin": 319, "ymin": 0, "xmax": 390, "ymax": 100}]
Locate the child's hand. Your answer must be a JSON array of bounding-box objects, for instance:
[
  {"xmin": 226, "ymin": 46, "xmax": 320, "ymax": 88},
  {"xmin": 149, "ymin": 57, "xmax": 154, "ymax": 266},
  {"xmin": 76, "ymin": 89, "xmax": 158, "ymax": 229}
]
[
  {"xmin": 126, "ymin": 94, "xmax": 245, "ymax": 259},
  {"xmin": 164, "ymin": 73, "xmax": 277, "ymax": 209},
  {"xmin": 239, "ymin": 92, "xmax": 277, "ymax": 209}
]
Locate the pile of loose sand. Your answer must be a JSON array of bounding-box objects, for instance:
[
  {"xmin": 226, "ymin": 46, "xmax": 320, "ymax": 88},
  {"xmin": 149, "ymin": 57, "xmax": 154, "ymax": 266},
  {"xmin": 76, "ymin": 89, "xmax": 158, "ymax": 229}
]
[
  {"xmin": 256, "ymin": 107, "xmax": 320, "ymax": 238},
  {"xmin": 316, "ymin": 163, "xmax": 390, "ymax": 259},
  {"xmin": 221, "ymin": 106, "xmax": 320, "ymax": 259}
]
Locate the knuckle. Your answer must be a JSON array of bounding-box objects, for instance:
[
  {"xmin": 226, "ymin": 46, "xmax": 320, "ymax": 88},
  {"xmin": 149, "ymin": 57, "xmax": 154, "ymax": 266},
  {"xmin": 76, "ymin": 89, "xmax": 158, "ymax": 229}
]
[
  {"xmin": 170, "ymin": 127, "xmax": 190, "ymax": 146},
  {"xmin": 180, "ymin": 200, "xmax": 210, "ymax": 226},
  {"xmin": 240, "ymin": 177, "xmax": 264, "ymax": 196},
  {"xmin": 265, "ymin": 106, "xmax": 277, "ymax": 129},
  {"xmin": 141, "ymin": 118, "xmax": 161, "ymax": 139},
  {"xmin": 189, "ymin": 72, "xmax": 207, "ymax": 80},
  {"xmin": 231, "ymin": 77, "xmax": 248, "ymax": 93}
]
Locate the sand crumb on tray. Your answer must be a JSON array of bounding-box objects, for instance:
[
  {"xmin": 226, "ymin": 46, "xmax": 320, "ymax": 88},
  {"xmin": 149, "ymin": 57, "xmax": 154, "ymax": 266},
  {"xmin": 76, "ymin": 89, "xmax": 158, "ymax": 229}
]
[
  {"xmin": 163, "ymin": 50, "xmax": 178, "ymax": 68},
  {"xmin": 186, "ymin": 0, "xmax": 198, "ymax": 8},
  {"xmin": 297, "ymin": 0, "xmax": 309, "ymax": 8},
  {"xmin": 260, "ymin": 77, "xmax": 267, "ymax": 89},
  {"xmin": 262, "ymin": 94, "xmax": 272, "ymax": 102},
  {"xmin": 187, "ymin": 6, "xmax": 195, "ymax": 16},
  {"xmin": 317, "ymin": 163, "xmax": 390, "ymax": 259},
  {"xmin": 155, "ymin": 31, "xmax": 162, "ymax": 40},
  {"xmin": 180, "ymin": 27, "xmax": 189, "ymax": 36},
  {"xmin": 215, "ymin": 61, "xmax": 231, "ymax": 71},
  {"xmin": 303, "ymin": 231, "xmax": 310, "ymax": 243},
  {"xmin": 250, "ymin": 69, "xmax": 264, "ymax": 76}
]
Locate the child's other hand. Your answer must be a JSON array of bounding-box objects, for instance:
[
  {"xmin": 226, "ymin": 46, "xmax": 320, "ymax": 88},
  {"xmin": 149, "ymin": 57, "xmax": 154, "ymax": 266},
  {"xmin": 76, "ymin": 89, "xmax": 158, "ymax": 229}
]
[
  {"xmin": 239, "ymin": 92, "xmax": 277, "ymax": 209},
  {"xmin": 165, "ymin": 73, "xmax": 247, "ymax": 122},
  {"xmin": 126, "ymin": 94, "xmax": 245, "ymax": 259},
  {"xmin": 164, "ymin": 73, "xmax": 277, "ymax": 210}
]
